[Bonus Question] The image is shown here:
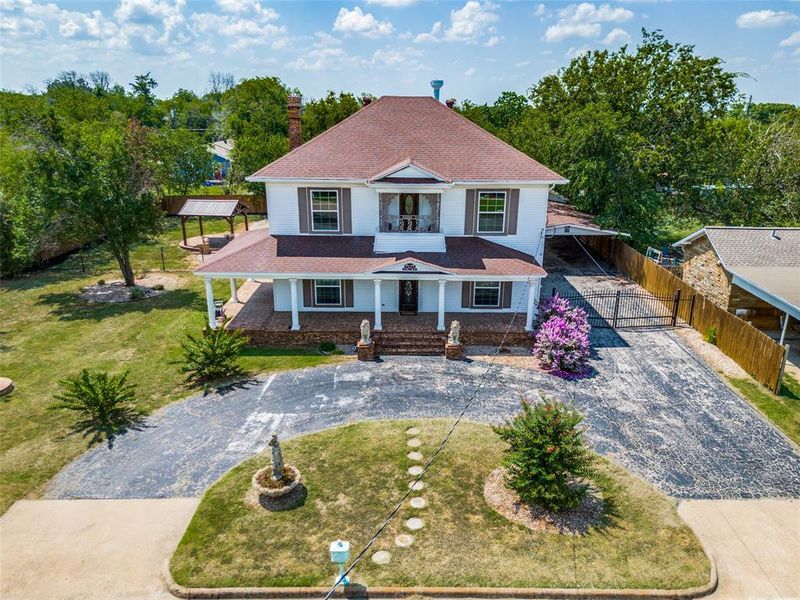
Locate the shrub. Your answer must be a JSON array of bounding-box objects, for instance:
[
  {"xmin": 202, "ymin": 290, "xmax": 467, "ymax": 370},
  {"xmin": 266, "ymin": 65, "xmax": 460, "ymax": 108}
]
[
  {"xmin": 181, "ymin": 325, "xmax": 246, "ymax": 382},
  {"xmin": 319, "ymin": 341, "xmax": 337, "ymax": 353},
  {"xmin": 535, "ymin": 293, "xmax": 572, "ymax": 327},
  {"xmin": 493, "ymin": 397, "xmax": 593, "ymax": 511},
  {"xmin": 704, "ymin": 326, "xmax": 717, "ymax": 345},
  {"xmin": 152, "ymin": 284, "xmax": 165, "ymax": 291},
  {"xmin": 533, "ymin": 305, "xmax": 591, "ymax": 375},
  {"xmin": 52, "ymin": 370, "xmax": 141, "ymax": 443},
  {"xmin": 97, "ymin": 279, "xmax": 106, "ymax": 285},
  {"xmin": 129, "ymin": 286, "xmax": 146, "ymax": 300}
]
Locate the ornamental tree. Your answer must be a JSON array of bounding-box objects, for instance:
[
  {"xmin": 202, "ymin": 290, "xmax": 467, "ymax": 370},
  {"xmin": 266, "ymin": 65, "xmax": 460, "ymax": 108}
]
[{"xmin": 493, "ymin": 397, "xmax": 594, "ymax": 511}]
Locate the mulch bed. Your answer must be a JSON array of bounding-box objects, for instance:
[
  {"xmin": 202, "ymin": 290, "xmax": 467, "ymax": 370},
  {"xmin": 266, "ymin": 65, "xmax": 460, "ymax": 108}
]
[
  {"xmin": 79, "ymin": 275, "xmax": 178, "ymax": 304},
  {"xmin": 483, "ymin": 467, "xmax": 604, "ymax": 536}
]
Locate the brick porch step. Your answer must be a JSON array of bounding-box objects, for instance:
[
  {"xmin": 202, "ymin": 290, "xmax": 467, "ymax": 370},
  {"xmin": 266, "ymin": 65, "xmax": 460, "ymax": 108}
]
[{"xmin": 375, "ymin": 332, "xmax": 447, "ymax": 356}]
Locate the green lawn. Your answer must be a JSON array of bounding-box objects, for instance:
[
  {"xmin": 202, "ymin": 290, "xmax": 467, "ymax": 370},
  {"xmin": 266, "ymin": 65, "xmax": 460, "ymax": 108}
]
[
  {"xmin": 728, "ymin": 373, "xmax": 800, "ymax": 446},
  {"xmin": 171, "ymin": 420, "xmax": 710, "ymax": 590},
  {"xmin": 0, "ymin": 269, "xmax": 343, "ymax": 515}
]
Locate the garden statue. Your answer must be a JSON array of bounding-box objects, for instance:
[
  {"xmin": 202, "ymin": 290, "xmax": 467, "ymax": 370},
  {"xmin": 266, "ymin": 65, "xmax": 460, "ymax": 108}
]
[
  {"xmin": 448, "ymin": 320, "xmax": 461, "ymax": 346},
  {"xmin": 268, "ymin": 434, "xmax": 284, "ymax": 480},
  {"xmin": 359, "ymin": 319, "xmax": 371, "ymax": 345}
]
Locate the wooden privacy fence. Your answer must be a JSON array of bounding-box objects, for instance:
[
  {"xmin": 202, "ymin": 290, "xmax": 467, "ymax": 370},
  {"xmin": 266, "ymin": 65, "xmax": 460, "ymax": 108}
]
[
  {"xmin": 583, "ymin": 236, "xmax": 788, "ymax": 393},
  {"xmin": 160, "ymin": 194, "xmax": 266, "ymax": 216}
]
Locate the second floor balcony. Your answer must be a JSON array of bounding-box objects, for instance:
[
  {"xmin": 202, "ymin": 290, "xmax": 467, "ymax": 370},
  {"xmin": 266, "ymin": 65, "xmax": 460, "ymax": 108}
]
[{"xmin": 379, "ymin": 193, "xmax": 440, "ymax": 234}]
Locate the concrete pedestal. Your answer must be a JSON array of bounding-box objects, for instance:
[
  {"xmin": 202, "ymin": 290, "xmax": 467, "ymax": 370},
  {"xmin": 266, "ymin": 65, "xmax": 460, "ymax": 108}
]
[
  {"xmin": 445, "ymin": 343, "xmax": 464, "ymax": 360},
  {"xmin": 357, "ymin": 341, "xmax": 376, "ymax": 361}
]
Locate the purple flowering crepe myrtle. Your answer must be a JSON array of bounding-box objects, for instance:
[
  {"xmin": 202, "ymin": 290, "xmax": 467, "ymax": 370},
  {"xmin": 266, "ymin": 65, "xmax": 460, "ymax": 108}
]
[{"xmin": 533, "ymin": 294, "xmax": 592, "ymax": 378}]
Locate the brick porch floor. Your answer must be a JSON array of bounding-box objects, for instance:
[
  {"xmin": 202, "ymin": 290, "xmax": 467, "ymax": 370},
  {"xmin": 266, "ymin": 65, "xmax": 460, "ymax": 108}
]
[{"xmin": 225, "ymin": 280, "xmax": 531, "ymax": 347}]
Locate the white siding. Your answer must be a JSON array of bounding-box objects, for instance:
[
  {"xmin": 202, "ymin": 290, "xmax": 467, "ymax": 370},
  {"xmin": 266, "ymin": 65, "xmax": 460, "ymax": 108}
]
[
  {"xmin": 273, "ymin": 279, "xmax": 291, "ymax": 310},
  {"xmin": 265, "ymin": 184, "xmax": 300, "ymax": 235},
  {"xmin": 479, "ymin": 186, "xmax": 548, "ymax": 262},
  {"xmin": 373, "ymin": 233, "xmax": 446, "ymax": 253},
  {"xmin": 440, "ymin": 188, "xmax": 465, "ymax": 235},
  {"xmin": 350, "ymin": 185, "xmax": 377, "ymax": 235}
]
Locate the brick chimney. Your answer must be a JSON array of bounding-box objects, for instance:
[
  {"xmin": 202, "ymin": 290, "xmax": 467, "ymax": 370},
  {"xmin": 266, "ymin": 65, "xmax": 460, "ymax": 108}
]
[{"xmin": 287, "ymin": 95, "xmax": 302, "ymax": 150}]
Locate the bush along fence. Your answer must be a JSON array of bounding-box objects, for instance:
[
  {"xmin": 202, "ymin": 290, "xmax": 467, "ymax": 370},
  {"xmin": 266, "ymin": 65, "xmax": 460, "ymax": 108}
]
[
  {"xmin": 160, "ymin": 194, "xmax": 267, "ymax": 215},
  {"xmin": 583, "ymin": 236, "xmax": 789, "ymax": 394}
]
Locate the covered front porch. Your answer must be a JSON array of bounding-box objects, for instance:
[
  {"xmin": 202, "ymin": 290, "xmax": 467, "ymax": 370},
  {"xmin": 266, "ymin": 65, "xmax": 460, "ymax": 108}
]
[{"xmin": 215, "ymin": 280, "xmax": 533, "ymax": 348}]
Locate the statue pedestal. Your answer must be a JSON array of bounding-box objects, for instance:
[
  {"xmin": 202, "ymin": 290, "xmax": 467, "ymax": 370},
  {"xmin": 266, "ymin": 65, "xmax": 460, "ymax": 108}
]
[
  {"xmin": 357, "ymin": 340, "xmax": 375, "ymax": 361},
  {"xmin": 445, "ymin": 342, "xmax": 464, "ymax": 360}
]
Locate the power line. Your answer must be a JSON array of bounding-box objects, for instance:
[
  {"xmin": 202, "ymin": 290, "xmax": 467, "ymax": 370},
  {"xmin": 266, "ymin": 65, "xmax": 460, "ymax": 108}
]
[{"xmin": 322, "ymin": 228, "xmax": 547, "ymax": 599}]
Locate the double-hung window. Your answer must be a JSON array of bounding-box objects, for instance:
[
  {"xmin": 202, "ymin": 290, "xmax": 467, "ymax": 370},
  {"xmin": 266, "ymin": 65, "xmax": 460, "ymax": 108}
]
[
  {"xmin": 314, "ymin": 279, "xmax": 342, "ymax": 305},
  {"xmin": 477, "ymin": 191, "xmax": 506, "ymax": 233},
  {"xmin": 473, "ymin": 281, "xmax": 501, "ymax": 307},
  {"xmin": 311, "ymin": 190, "xmax": 339, "ymax": 232}
]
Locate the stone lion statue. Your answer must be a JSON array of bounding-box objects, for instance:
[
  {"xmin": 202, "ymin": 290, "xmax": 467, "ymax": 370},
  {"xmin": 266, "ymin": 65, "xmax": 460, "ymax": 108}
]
[
  {"xmin": 448, "ymin": 320, "xmax": 461, "ymax": 346},
  {"xmin": 359, "ymin": 319, "xmax": 371, "ymax": 344}
]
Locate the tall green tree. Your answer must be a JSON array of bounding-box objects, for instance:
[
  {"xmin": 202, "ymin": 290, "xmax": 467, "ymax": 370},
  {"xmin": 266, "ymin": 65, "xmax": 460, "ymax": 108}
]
[
  {"xmin": 129, "ymin": 72, "xmax": 160, "ymax": 127},
  {"xmin": 34, "ymin": 119, "xmax": 162, "ymax": 285},
  {"xmin": 301, "ymin": 91, "xmax": 360, "ymax": 141},
  {"xmin": 152, "ymin": 128, "xmax": 215, "ymax": 195}
]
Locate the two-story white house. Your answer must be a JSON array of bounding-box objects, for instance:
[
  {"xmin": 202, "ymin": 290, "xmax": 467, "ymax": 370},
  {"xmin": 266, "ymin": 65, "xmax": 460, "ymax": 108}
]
[{"xmin": 195, "ymin": 94, "xmax": 567, "ymax": 344}]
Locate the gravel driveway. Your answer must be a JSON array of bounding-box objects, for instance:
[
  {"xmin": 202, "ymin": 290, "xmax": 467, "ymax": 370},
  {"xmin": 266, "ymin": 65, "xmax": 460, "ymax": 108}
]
[{"xmin": 46, "ymin": 328, "xmax": 800, "ymax": 500}]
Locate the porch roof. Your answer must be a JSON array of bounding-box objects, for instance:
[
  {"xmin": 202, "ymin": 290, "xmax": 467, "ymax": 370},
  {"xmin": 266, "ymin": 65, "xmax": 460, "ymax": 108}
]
[{"xmin": 194, "ymin": 229, "xmax": 546, "ymax": 278}]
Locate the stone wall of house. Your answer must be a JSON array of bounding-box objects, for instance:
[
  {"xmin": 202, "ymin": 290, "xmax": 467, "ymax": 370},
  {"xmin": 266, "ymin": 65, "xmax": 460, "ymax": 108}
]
[
  {"xmin": 681, "ymin": 237, "xmax": 733, "ymax": 310},
  {"xmin": 729, "ymin": 285, "xmax": 782, "ymax": 329}
]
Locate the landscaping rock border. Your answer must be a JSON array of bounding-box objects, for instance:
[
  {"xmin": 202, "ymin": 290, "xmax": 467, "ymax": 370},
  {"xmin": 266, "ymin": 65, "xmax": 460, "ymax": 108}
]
[{"xmin": 251, "ymin": 465, "xmax": 301, "ymax": 498}]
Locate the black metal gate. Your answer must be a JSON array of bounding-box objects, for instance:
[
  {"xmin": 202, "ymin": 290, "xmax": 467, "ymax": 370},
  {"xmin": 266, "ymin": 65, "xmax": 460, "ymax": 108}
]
[{"xmin": 555, "ymin": 288, "xmax": 693, "ymax": 329}]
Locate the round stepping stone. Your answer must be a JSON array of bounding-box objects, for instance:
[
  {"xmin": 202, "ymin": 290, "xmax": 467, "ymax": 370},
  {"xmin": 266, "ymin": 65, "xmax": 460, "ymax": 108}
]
[
  {"xmin": 408, "ymin": 465, "xmax": 424, "ymax": 476},
  {"xmin": 405, "ymin": 427, "xmax": 420, "ymax": 436},
  {"xmin": 407, "ymin": 438, "xmax": 422, "ymax": 448},
  {"xmin": 405, "ymin": 517, "xmax": 425, "ymax": 531},
  {"xmin": 408, "ymin": 480, "xmax": 425, "ymax": 491},
  {"xmin": 395, "ymin": 534, "xmax": 414, "ymax": 548},
  {"xmin": 371, "ymin": 550, "xmax": 391, "ymax": 565},
  {"xmin": 409, "ymin": 497, "xmax": 427, "ymax": 509},
  {"xmin": 0, "ymin": 377, "xmax": 14, "ymax": 397},
  {"xmin": 407, "ymin": 451, "xmax": 424, "ymax": 462}
]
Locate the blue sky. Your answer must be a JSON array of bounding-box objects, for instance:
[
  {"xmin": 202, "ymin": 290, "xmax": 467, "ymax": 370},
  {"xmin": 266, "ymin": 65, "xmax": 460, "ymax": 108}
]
[{"xmin": 1, "ymin": 0, "xmax": 798, "ymax": 104}]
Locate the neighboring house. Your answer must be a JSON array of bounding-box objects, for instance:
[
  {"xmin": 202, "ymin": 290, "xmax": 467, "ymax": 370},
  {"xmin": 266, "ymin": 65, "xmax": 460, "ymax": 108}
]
[
  {"xmin": 195, "ymin": 94, "xmax": 573, "ymax": 336},
  {"xmin": 207, "ymin": 139, "xmax": 233, "ymax": 184},
  {"xmin": 673, "ymin": 227, "xmax": 800, "ymax": 342}
]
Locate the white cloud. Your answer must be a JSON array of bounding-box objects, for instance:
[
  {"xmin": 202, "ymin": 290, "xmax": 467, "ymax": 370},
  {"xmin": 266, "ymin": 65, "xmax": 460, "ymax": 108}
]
[
  {"xmin": 603, "ymin": 27, "xmax": 631, "ymax": 45},
  {"xmin": 333, "ymin": 6, "xmax": 394, "ymax": 38},
  {"xmin": 214, "ymin": 0, "xmax": 278, "ymax": 20},
  {"xmin": 736, "ymin": 10, "xmax": 797, "ymax": 29},
  {"xmin": 0, "ymin": 14, "xmax": 45, "ymax": 37},
  {"xmin": 414, "ymin": 20, "xmax": 441, "ymax": 43},
  {"xmin": 533, "ymin": 3, "xmax": 547, "ymax": 18},
  {"xmin": 444, "ymin": 1, "xmax": 499, "ymax": 44},
  {"xmin": 544, "ymin": 2, "xmax": 633, "ymax": 42},
  {"xmin": 515, "ymin": 60, "xmax": 531, "ymax": 67},
  {"xmin": 565, "ymin": 45, "xmax": 590, "ymax": 60},
  {"xmin": 464, "ymin": 66, "xmax": 476, "ymax": 77},
  {"xmin": 779, "ymin": 30, "xmax": 800, "ymax": 46},
  {"xmin": 371, "ymin": 46, "xmax": 423, "ymax": 68},
  {"xmin": 289, "ymin": 46, "xmax": 364, "ymax": 71},
  {"xmin": 59, "ymin": 10, "xmax": 117, "ymax": 40},
  {"xmin": 365, "ymin": 0, "xmax": 418, "ymax": 6}
]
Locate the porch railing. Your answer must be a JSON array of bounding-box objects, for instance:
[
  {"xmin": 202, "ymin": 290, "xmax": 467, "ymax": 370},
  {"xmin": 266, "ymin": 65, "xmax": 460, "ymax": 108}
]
[{"xmin": 380, "ymin": 214, "xmax": 440, "ymax": 233}]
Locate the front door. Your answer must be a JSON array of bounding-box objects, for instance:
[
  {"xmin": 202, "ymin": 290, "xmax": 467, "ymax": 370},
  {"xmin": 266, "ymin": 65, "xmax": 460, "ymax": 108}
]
[
  {"xmin": 399, "ymin": 280, "xmax": 418, "ymax": 314},
  {"xmin": 399, "ymin": 193, "xmax": 419, "ymax": 231}
]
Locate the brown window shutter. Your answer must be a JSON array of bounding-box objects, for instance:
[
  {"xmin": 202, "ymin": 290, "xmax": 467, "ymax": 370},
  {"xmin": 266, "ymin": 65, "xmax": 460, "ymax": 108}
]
[
  {"xmin": 506, "ymin": 189, "xmax": 519, "ymax": 235},
  {"xmin": 461, "ymin": 281, "xmax": 472, "ymax": 308},
  {"xmin": 501, "ymin": 282, "xmax": 513, "ymax": 308},
  {"xmin": 297, "ymin": 188, "xmax": 309, "ymax": 233},
  {"xmin": 464, "ymin": 189, "xmax": 476, "ymax": 235},
  {"xmin": 343, "ymin": 280, "xmax": 354, "ymax": 307},
  {"xmin": 302, "ymin": 279, "xmax": 314, "ymax": 307},
  {"xmin": 340, "ymin": 188, "xmax": 352, "ymax": 233}
]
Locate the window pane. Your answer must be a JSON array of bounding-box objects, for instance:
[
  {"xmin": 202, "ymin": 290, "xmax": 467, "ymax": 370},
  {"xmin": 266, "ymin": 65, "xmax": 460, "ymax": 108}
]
[
  {"xmin": 311, "ymin": 191, "xmax": 338, "ymax": 210},
  {"xmin": 315, "ymin": 280, "xmax": 341, "ymax": 305},
  {"xmin": 312, "ymin": 211, "xmax": 339, "ymax": 231},
  {"xmin": 479, "ymin": 195, "xmax": 505, "ymax": 212},
  {"xmin": 478, "ymin": 213, "xmax": 504, "ymax": 232},
  {"xmin": 474, "ymin": 281, "xmax": 500, "ymax": 306},
  {"xmin": 316, "ymin": 279, "xmax": 339, "ymax": 286}
]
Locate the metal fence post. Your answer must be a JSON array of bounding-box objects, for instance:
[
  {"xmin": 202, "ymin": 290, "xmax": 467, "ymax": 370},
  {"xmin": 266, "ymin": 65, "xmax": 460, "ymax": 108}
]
[
  {"xmin": 160, "ymin": 247, "xmax": 166, "ymax": 271},
  {"xmin": 671, "ymin": 289, "xmax": 681, "ymax": 327},
  {"xmin": 688, "ymin": 294, "xmax": 696, "ymax": 326},
  {"xmin": 612, "ymin": 290, "xmax": 621, "ymax": 328}
]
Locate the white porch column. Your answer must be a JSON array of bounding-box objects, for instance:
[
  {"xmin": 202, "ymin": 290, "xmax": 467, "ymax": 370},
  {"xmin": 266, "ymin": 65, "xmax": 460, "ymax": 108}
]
[
  {"xmin": 289, "ymin": 278, "xmax": 300, "ymax": 331},
  {"xmin": 779, "ymin": 312, "xmax": 790, "ymax": 346},
  {"xmin": 373, "ymin": 279, "xmax": 383, "ymax": 331},
  {"xmin": 229, "ymin": 278, "xmax": 239, "ymax": 303},
  {"xmin": 204, "ymin": 278, "xmax": 217, "ymax": 330},
  {"xmin": 525, "ymin": 279, "xmax": 538, "ymax": 331},
  {"xmin": 437, "ymin": 279, "xmax": 447, "ymax": 331}
]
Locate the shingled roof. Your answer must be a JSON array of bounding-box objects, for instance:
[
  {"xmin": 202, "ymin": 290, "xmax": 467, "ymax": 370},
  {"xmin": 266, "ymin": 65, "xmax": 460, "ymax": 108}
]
[{"xmin": 249, "ymin": 96, "xmax": 566, "ymax": 183}]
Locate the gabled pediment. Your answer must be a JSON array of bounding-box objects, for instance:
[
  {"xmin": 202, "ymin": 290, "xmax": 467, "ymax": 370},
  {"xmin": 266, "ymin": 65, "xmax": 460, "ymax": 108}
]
[
  {"xmin": 371, "ymin": 258, "xmax": 452, "ymax": 274},
  {"xmin": 369, "ymin": 159, "xmax": 451, "ymax": 184}
]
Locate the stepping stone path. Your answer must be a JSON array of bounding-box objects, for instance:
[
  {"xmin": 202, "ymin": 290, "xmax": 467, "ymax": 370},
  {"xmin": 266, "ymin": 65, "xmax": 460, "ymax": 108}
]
[
  {"xmin": 408, "ymin": 480, "xmax": 424, "ymax": 491},
  {"xmin": 395, "ymin": 534, "xmax": 414, "ymax": 547},
  {"xmin": 407, "ymin": 438, "xmax": 422, "ymax": 448},
  {"xmin": 405, "ymin": 517, "xmax": 425, "ymax": 531},
  {"xmin": 371, "ymin": 550, "xmax": 391, "ymax": 565},
  {"xmin": 409, "ymin": 497, "xmax": 427, "ymax": 509},
  {"xmin": 408, "ymin": 465, "xmax": 424, "ymax": 476},
  {"xmin": 407, "ymin": 451, "xmax": 423, "ymax": 461},
  {"xmin": 406, "ymin": 427, "xmax": 421, "ymax": 435}
]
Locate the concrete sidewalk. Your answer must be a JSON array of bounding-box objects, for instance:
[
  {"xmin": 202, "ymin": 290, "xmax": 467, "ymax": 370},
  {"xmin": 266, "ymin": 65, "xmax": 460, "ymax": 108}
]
[
  {"xmin": 0, "ymin": 498, "xmax": 198, "ymax": 600},
  {"xmin": 679, "ymin": 499, "xmax": 800, "ymax": 599}
]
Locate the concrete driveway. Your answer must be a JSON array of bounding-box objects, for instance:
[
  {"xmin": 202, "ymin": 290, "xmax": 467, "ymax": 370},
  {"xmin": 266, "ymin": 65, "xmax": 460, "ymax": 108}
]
[{"xmin": 45, "ymin": 329, "xmax": 800, "ymax": 501}]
